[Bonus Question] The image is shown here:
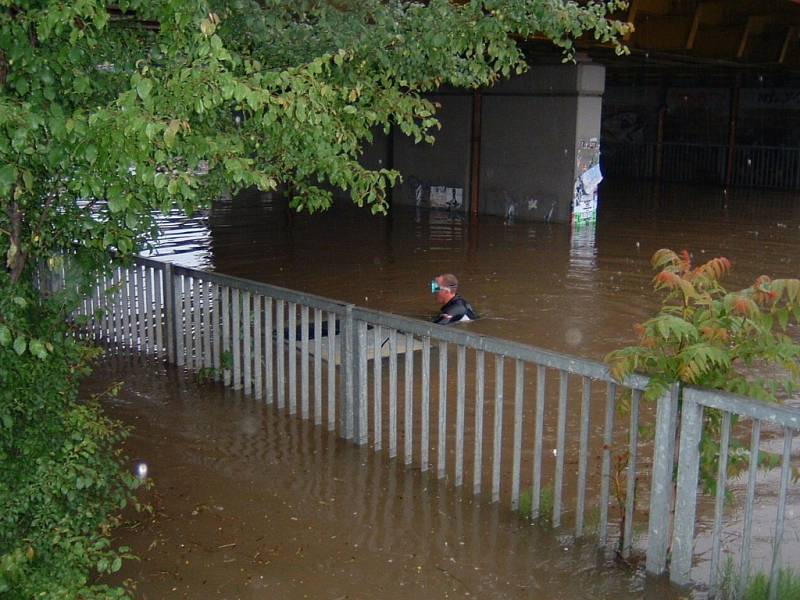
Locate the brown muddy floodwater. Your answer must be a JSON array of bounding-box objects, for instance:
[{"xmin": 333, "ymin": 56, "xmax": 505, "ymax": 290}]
[{"xmin": 93, "ymin": 181, "xmax": 800, "ymax": 598}]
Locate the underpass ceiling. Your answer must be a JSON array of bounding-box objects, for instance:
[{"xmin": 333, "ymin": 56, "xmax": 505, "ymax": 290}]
[{"xmin": 525, "ymin": 0, "xmax": 800, "ymax": 87}]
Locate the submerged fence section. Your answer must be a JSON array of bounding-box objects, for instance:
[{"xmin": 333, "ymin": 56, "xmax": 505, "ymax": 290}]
[{"xmin": 67, "ymin": 256, "xmax": 798, "ymax": 597}]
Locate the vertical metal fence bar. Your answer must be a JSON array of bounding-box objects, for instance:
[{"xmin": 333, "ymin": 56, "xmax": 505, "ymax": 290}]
[
  {"xmin": 253, "ymin": 295, "xmax": 263, "ymax": 400},
  {"xmin": 373, "ymin": 325, "xmax": 383, "ymax": 451},
  {"xmin": 670, "ymin": 396, "xmax": 705, "ymax": 586},
  {"xmin": 326, "ymin": 311, "xmax": 335, "ymax": 431},
  {"xmin": 768, "ymin": 429, "xmax": 794, "ymax": 600},
  {"xmin": 599, "ymin": 382, "xmax": 616, "ymax": 544},
  {"xmin": 174, "ymin": 274, "xmax": 185, "ymax": 367},
  {"xmin": 576, "ymin": 376, "xmax": 591, "ymax": 536},
  {"xmin": 622, "ymin": 389, "xmax": 641, "ymax": 558},
  {"xmin": 343, "ymin": 306, "xmax": 354, "ymax": 439},
  {"xmin": 265, "ymin": 297, "xmax": 274, "ymax": 404},
  {"xmin": 146, "ymin": 267, "xmax": 156, "ymax": 355},
  {"xmin": 103, "ymin": 273, "xmax": 113, "ymax": 346},
  {"xmin": 357, "ymin": 320, "xmax": 368, "ymax": 446},
  {"xmin": 183, "ymin": 276, "xmax": 192, "ymax": 368},
  {"xmin": 164, "ymin": 264, "xmax": 175, "ymax": 363},
  {"xmin": 276, "ymin": 300, "xmax": 285, "ymax": 410},
  {"xmin": 301, "ymin": 305, "xmax": 310, "ymax": 419},
  {"xmin": 154, "ymin": 269, "xmax": 164, "ymax": 358},
  {"xmin": 93, "ymin": 273, "xmax": 102, "ymax": 341},
  {"xmin": 473, "ymin": 350, "xmax": 485, "ymax": 496},
  {"xmin": 232, "ymin": 288, "xmax": 242, "ymax": 390},
  {"xmin": 198, "ymin": 279, "xmax": 208, "ymax": 368},
  {"xmin": 389, "ymin": 329, "xmax": 398, "ymax": 458},
  {"xmin": 114, "ymin": 267, "xmax": 124, "ymax": 348},
  {"xmin": 491, "ymin": 355, "xmax": 504, "ymax": 504},
  {"xmin": 120, "ymin": 269, "xmax": 131, "ymax": 348},
  {"xmin": 532, "ymin": 365, "xmax": 546, "ymax": 519},
  {"xmin": 553, "ymin": 370, "xmax": 568, "ymax": 527},
  {"xmin": 437, "ymin": 341, "xmax": 448, "ymax": 480},
  {"xmin": 646, "ymin": 384, "xmax": 678, "ymax": 574},
  {"xmin": 739, "ymin": 419, "xmax": 761, "ymax": 595},
  {"xmin": 192, "ymin": 277, "xmax": 202, "ymax": 370},
  {"xmin": 221, "ymin": 286, "xmax": 231, "ymax": 385},
  {"xmin": 242, "ymin": 291, "xmax": 252, "ymax": 395},
  {"xmin": 511, "ymin": 359, "xmax": 524, "ymax": 511},
  {"xmin": 421, "ymin": 337, "xmax": 431, "ymax": 471},
  {"xmin": 314, "ymin": 308, "xmax": 322, "ymax": 425},
  {"xmin": 455, "ymin": 345, "xmax": 466, "ymax": 487},
  {"xmin": 180, "ymin": 274, "xmax": 190, "ymax": 364},
  {"xmin": 708, "ymin": 410, "xmax": 732, "ymax": 593},
  {"xmin": 126, "ymin": 265, "xmax": 135, "ymax": 349},
  {"xmin": 404, "ymin": 333, "xmax": 414, "ymax": 465},
  {"xmin": 288, "ymin": 302, "xmax": 297, "ymax": 413},
  {"xmin": 137, "ymin": 265, "xmax": 147, "ymax": 354},
  {"xmin": 213, "ymin": 285, "xmax": 222, "ymax": 381}
]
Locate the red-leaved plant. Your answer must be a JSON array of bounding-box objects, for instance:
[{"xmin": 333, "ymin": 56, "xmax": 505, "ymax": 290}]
[{"xmin": 606, "ymin": 248, "xmax": 800, "ymax": 497}]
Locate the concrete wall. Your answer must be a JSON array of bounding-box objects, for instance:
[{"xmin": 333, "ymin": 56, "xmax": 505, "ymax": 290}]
[
  {"xmin": 392, "ymin": 93, "xmax": 472, "ymax": 211},
  {"xmin": 388, "ymin": 62, "xmax": 605, "ymax": 223}
]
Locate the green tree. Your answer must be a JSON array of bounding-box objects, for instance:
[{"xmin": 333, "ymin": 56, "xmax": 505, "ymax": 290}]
[{"xmin": 1, "ymin": 1, "xmax": 630, "ymax": 596}]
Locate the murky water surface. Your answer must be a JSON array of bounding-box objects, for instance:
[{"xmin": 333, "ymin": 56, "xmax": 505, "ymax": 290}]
[
  {"xmin": 97, "ymin": 358, "xmax": 680, "ymax": 599},
  {"xmin": 98, "ymin": 182, "xmax": 800, "ymax": 597}
]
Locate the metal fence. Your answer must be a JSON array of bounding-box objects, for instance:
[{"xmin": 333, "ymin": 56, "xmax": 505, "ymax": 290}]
[
  {"xmin": 67, "ymin": 256, "xmax": 799, "ymax": 597},
  {"xmin": 602, "ymin": 142, "xmax": 800, "ymax": 190}
]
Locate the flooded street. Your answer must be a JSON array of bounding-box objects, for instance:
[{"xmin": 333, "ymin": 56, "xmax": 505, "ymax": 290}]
[
  {"xmin": 148, "ymin": 182, "xmax": 800, "ymax": 363},
  {"xmin": 94, "ymin": 181, "xmax": 799, "ymax": 597},
  {"xmin": 96, "ymin": 357, "xmax": 681, "ymax": 600}
]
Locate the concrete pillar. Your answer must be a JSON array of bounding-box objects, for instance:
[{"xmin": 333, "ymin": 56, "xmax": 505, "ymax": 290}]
[{"xmin": 389, "ymin": 60, "xmax": 605, "ymax": 224}]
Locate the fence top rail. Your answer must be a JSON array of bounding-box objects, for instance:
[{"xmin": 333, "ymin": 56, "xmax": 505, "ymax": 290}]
[
  {"xmin": 685, "ymin": 387, "xmax": 800, "ymax": 431},
  {"xmin": 133, "ymin": 255, "xmax": 168, "ymax": 270},
  {"xmin": 136, "ymin": 256, "xmax": 652, "ymax": 389},
  {"xmin": 164, "ymin": 261, "xmax": 350, "ymax": 315},
  {"xmin": 351, "ymin": 305, "xmax": 650, "ymax": 387}
]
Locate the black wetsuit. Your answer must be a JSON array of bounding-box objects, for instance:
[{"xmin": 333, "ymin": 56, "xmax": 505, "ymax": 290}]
[{"xmin": 434, "ymin": 295, "xmax": 477, "ymax": 325}]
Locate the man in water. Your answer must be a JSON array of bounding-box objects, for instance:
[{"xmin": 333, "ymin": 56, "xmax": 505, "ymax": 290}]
[{"xmin": 431, "ymin": 273, "xmax": 477, "ymax": 324}]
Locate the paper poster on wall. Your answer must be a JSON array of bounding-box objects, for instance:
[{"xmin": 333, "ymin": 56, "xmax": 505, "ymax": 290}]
[
  {"xmin": 429, "ymin": 186, "xmax": 464, "ymax": 211},
  {"xmin": 573, "ymin": 141, "xmax": 602, "ymax": 226}
]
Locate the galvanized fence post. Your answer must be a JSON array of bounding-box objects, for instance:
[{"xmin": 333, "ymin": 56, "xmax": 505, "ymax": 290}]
[
  {"xmin": 164, "ymin": 262, "xmax": 176, "ymax": 364},
  {"xmin": 645, "ymin": 383, "xmax": 679, "ymax": 575},
  {"xmin": 343, "ymin": 304, "xmax": 355, "ymax": 440},
  {"xmin": 356, "ymin": 320, "xmax": 368, "ymax": 446},
  {"xmin": 670, "ymin": 392, "xmax": 704, "ymax": 586}
]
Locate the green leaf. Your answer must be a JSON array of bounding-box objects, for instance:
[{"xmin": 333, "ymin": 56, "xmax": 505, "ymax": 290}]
[
  {"xmin": 0, "ymin": 164, "xmax": 18, "ymax": 195},
  {"xmin": 84, "ymin": 145, "xmax": 98, "ymax": 164},
  {"xmin": 136, "ymin": 78, "xmax": 153, "ymax": 100},
  {"xmin": 13, "ymin": 336, "xmax": 27, "ymax": 356},
  {"xmin": 0, "ymin": 325, "xmax": 10, "ymax": 346},
  {"xmin": 164, "ymin": 120, "xmax": 180, "ymax": 147},
  {"xmin": 108, "ymin": 193, "xmax": 130, "ymax": 213},
  {"xmin": 29, "ymin": 339, "xmax": 48, "ymax": 360}
]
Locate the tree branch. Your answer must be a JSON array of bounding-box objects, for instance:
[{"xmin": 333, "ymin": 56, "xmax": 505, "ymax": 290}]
[{"xmin": 6, "ymin": 201, "xmax": 26, "ymax": 284}]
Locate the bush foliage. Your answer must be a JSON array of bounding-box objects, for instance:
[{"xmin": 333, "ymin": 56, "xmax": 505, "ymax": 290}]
[{"xmin": 606, "ymin": 249, "xmax": 800, "ymax": 492}]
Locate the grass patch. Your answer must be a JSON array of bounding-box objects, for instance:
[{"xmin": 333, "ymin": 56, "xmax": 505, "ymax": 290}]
[
  {"xmin": 717, "ymin": 557, "xmax": 800, "ymax": 600},
  {"xmin": 518, "ymin": 485, "xmax": 554, "ymax": 525}
]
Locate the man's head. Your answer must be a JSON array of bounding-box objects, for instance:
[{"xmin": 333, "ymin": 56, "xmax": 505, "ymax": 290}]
[{"xmin": 431, "ymin": 273, "xmax": 458, "ymax": 305}]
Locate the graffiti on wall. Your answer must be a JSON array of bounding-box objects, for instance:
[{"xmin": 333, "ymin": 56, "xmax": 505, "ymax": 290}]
[{"xmin": 407, "ymin": 176, "xmax": 465, "ymax": 213}]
